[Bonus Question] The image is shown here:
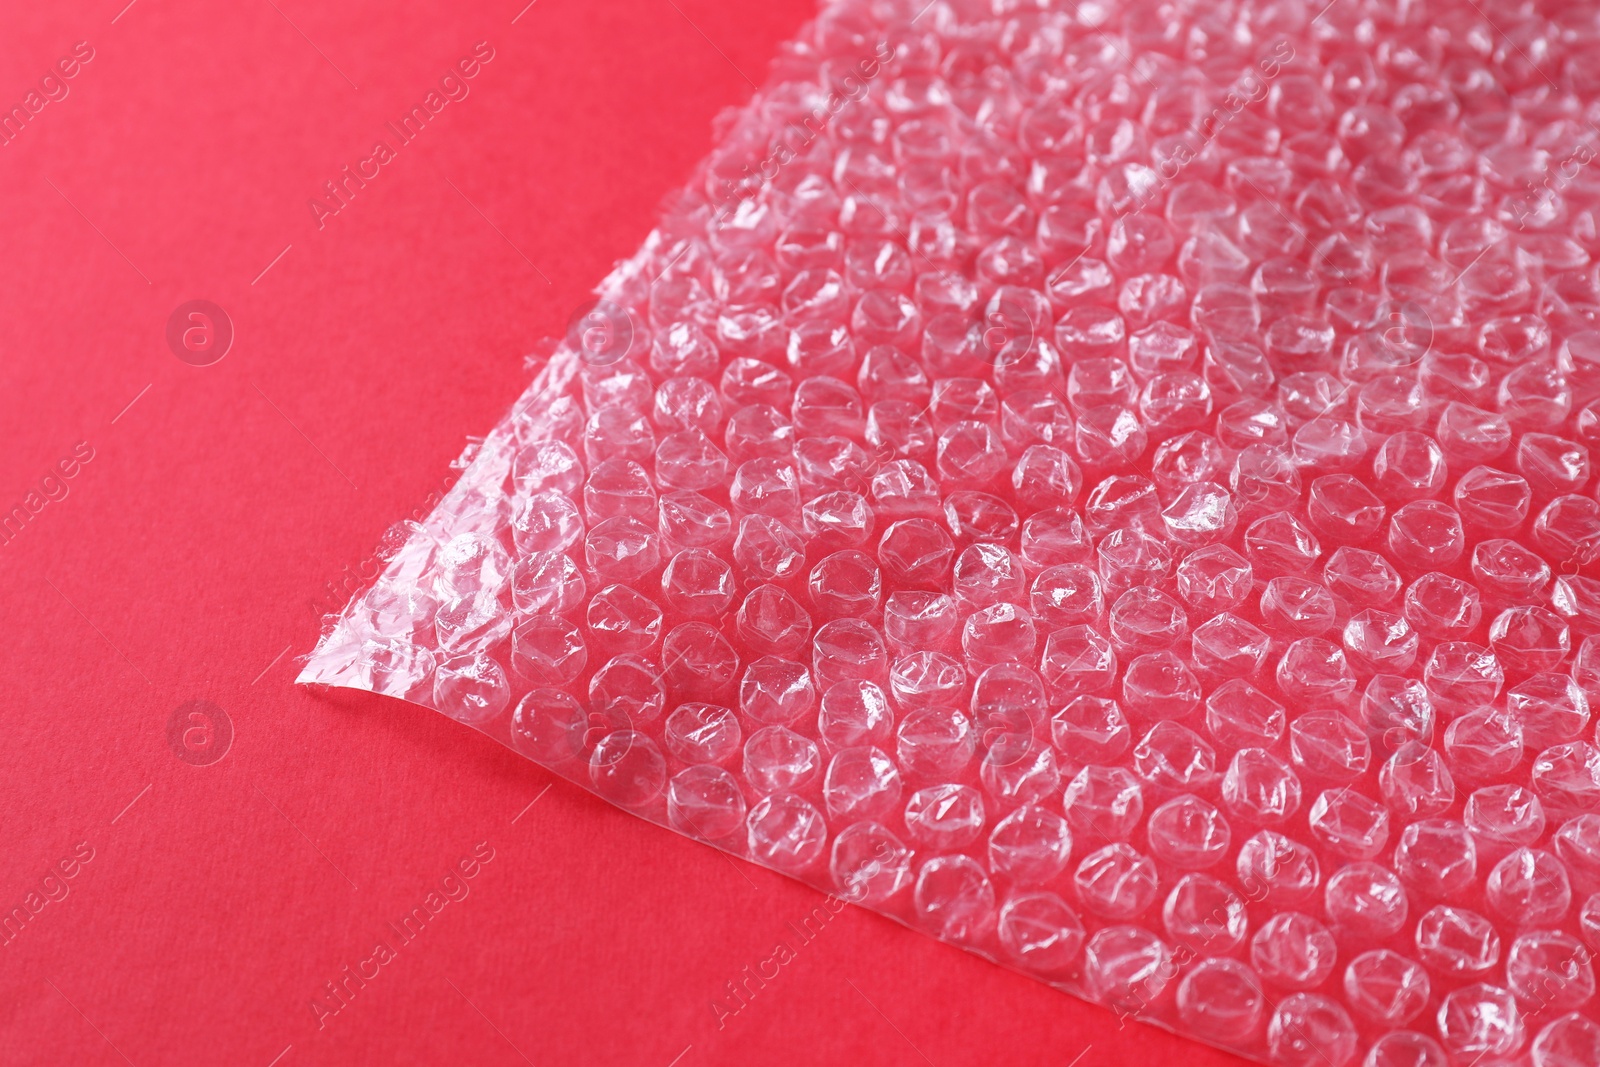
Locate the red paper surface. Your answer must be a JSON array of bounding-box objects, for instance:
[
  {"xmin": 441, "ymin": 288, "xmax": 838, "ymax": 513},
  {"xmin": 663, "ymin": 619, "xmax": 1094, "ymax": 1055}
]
[{"xmin": 0, "ymin": 2, "xmax": 1246, "ymax": 1063}]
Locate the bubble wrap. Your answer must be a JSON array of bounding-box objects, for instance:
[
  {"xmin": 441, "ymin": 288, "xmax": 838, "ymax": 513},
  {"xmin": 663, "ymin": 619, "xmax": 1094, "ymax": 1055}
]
[{"xmin": 300, "ymin": 1, "xmax": 1600, "ymax": 1062}]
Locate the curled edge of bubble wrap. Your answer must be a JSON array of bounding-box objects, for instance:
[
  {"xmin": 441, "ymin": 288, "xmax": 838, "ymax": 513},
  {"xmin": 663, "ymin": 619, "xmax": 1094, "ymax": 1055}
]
[{"xmin": 301, "ymin": 0, "xmax": 1600, "ymax": 1063}]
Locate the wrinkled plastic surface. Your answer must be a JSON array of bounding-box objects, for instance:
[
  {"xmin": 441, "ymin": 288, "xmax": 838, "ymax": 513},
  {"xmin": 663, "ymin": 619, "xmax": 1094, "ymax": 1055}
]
[{"xmin": 301, "ymin": 0, "xmax": 1600, "ymax": 1062}]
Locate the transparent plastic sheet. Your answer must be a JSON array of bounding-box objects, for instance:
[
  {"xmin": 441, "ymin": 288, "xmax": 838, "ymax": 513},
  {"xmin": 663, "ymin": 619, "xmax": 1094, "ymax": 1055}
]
[{"xmin": 298, "ymin": 1, "xmax": 1600, "ymax": 1063}]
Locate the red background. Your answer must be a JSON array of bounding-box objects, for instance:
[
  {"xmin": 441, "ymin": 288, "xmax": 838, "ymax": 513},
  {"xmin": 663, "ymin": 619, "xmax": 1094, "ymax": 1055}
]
[{"xmin": 0, "ymin": 2, "xmax": 1249, "ymax": 1064}]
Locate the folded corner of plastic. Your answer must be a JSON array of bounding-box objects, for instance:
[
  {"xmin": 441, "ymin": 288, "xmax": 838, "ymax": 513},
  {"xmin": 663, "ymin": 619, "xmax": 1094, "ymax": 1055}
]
[{"xmin": 300, "ymin": 0, "xmax": 1600, "ymax": 1063}]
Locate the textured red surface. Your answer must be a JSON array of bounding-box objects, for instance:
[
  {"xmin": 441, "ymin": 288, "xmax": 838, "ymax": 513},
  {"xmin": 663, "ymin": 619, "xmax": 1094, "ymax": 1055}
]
[{"xmin": 0, "ymin": 2, "xmax": 1248, "ymax": 1064}]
